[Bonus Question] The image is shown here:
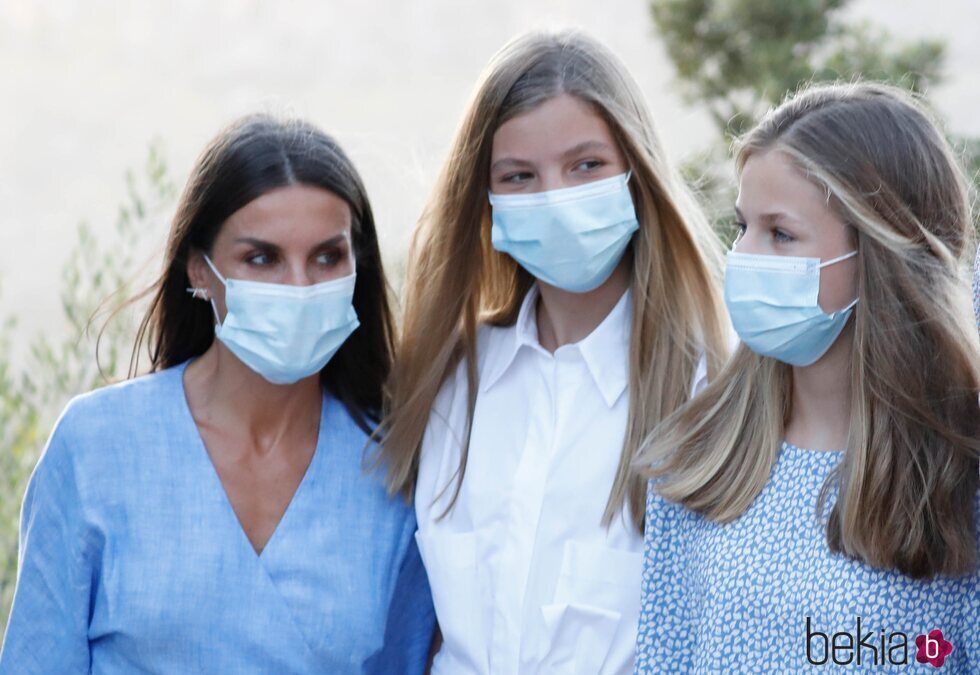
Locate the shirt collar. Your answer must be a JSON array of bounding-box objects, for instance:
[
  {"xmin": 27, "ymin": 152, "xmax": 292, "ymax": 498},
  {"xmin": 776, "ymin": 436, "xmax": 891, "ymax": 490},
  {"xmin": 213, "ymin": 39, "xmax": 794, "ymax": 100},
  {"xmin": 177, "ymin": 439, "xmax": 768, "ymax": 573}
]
[
  {"xmin": 480, "ymin": 284, "xmax": 632, "ymax": 408},
  {"xmin": 576, "ymin": 287, "xmax": 632, "ymax": 407},
  {"xmin": 479, "ymin": 284, "xmax": 542, "ymax": 395}
]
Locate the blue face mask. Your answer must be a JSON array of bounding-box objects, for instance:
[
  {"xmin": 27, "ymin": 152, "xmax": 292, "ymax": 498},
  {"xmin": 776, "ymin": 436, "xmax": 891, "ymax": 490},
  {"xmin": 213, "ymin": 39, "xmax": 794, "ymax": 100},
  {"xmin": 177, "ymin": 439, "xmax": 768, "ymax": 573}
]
[
  {"xmin": 724, "ymin": 249, "xmax": 858, "ymax": 366},
  {"xmin": 199, "ymin": 255, "xmax": 360, "ymax": 385},
  {"xmin": 488, "ymin": 171, "xmax": 639, "ymax": 293}
]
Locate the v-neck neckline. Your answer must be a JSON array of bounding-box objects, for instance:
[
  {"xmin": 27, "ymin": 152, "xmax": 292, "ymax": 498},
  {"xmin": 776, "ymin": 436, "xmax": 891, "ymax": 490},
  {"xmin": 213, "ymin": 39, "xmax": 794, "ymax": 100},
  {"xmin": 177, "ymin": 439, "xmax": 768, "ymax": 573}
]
[{"xmin": 174, "ymin": 359, "xmax": 327, "ymax": 560}]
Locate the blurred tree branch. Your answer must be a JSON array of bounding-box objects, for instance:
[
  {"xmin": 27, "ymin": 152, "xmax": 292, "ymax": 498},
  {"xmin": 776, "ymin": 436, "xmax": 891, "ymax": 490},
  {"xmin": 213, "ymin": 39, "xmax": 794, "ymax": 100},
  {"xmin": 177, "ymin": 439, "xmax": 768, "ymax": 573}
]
[
  {"xmin": 651, "ymin": 0, "xmax": 978, "ymax": 237},
  {"xmin": 0, "ymin": 144, "xmax": 174, "ymax": 631}
]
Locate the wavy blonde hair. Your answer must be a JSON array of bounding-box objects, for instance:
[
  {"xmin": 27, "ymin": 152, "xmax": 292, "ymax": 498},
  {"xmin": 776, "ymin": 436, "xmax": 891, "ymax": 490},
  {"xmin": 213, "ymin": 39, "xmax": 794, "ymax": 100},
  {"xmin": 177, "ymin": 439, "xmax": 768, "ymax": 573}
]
[
  {"xmin": 638, "ymin": 82, "xmax": 980, "ymax": 578},
  {"xmin": 379, "ymin": 30, "xmax": 730, "ymax": 531}
]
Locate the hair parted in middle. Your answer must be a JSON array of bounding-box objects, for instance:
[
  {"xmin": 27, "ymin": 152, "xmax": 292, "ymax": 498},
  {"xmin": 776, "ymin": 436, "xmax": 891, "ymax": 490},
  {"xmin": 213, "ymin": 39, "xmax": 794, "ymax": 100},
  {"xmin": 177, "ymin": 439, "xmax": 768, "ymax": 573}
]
[{"xmin": 380, "ymin": 29, "xmax": 731, "ymax": 532}]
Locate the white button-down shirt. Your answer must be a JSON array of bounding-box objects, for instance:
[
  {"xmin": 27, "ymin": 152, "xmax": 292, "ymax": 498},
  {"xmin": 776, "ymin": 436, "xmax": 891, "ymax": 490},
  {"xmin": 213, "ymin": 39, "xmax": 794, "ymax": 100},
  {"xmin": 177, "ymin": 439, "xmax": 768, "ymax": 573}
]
[{"xmin": 415, "ymin": 285, "xmax": 707, "ymax": 674}]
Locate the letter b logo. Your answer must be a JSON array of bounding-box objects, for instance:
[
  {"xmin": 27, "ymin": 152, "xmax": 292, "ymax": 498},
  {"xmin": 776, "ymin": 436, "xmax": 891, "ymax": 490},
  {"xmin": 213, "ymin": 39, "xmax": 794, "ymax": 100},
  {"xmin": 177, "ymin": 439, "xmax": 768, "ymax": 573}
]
[{"xmin": 915, "ymin": 630, "xmax": 953, "ymax": 668}]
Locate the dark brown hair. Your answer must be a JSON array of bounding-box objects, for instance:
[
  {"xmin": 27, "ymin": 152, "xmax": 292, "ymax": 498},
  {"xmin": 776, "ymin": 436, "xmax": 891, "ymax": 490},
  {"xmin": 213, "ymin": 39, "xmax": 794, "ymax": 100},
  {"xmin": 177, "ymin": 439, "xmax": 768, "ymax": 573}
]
[{"xmin": 132, "ymin": 114, "xmax": 395, "ymax": 433}]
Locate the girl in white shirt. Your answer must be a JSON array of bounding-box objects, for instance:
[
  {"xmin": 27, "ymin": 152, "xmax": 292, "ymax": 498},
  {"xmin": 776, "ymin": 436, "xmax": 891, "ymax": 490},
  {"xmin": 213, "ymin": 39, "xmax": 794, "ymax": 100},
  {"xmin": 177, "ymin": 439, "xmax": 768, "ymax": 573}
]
[{"xmin": 380, "ymin": 30, "xmax": 730, "ymax": 674}]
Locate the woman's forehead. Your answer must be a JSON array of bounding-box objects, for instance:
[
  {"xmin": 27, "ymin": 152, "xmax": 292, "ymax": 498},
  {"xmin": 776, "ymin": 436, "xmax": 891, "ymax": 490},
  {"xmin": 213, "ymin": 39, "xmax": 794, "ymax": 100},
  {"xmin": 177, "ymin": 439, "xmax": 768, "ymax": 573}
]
[{"xmin": 218, "ymin": 185, "xmax": 352, "ymax": 246}]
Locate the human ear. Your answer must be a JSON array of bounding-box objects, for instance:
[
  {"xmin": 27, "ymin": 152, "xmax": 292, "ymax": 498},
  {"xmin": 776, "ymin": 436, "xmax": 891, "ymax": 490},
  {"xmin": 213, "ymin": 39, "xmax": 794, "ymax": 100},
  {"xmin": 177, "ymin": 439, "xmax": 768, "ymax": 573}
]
[{"xmin": 186, "ymin": 250, "xmax": 214, "ymax": 299}]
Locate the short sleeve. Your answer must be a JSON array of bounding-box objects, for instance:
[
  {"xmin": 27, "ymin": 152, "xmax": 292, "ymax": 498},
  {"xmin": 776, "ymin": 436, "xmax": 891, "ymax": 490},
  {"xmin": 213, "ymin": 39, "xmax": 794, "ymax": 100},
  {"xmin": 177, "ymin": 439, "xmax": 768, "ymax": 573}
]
[
  {"xmin": 0, "ymin": 421, "xmax": 96, "ymax": 673},
  {"xmin": 364, "ymin": 532, "xmax": 436, "ymax": 675}
]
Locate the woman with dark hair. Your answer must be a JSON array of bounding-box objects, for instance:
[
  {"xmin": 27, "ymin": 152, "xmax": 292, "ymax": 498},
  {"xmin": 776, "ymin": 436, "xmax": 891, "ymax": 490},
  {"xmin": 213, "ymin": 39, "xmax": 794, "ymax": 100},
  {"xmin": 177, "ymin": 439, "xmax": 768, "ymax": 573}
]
[{"xmin": 0, "ymin": 115, "xmax": 435, "ymax": 673}]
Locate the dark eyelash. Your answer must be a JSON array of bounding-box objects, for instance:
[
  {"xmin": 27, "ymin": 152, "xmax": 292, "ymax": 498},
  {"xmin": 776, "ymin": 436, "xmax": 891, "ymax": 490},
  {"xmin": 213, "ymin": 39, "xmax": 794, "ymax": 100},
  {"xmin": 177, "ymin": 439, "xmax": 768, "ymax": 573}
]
[
  {"xmin": 246, "ymin": 250, "xmax": 277, "ymax": 264},
  {"xmin": 773, "ymin": 228, "xmax": 793, "ymax": 241},
  {"xmin": 731, "ymin": 222, "xmax": 746, "ymax": 245}
]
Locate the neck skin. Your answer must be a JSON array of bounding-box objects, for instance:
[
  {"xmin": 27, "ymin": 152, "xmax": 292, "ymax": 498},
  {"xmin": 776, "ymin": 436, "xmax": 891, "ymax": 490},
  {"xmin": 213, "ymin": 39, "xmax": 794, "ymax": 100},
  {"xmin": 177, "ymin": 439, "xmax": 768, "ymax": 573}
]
[
  {"xmin": 535, "ymin": 255, "xmax": 631, "ymax": 352},
  {"xmin": 783, "ymin": 320, "xmax": 854, "ymax": 452},
  {"xmin": 183, "ymin": 341, "xmax": 321, "ymax": 457}
]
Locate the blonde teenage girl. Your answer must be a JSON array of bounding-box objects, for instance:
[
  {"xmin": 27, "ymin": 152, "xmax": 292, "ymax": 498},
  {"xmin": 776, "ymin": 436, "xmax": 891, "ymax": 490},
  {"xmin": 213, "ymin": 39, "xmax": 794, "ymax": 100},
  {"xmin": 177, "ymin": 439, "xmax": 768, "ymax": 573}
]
[
  {"xmin": 381, "ymin": 30, "xmax": 731, "ymax": 674},
  {"xmin": 635, "ymin": 83, "xmax": 979, "ymax": 672}
]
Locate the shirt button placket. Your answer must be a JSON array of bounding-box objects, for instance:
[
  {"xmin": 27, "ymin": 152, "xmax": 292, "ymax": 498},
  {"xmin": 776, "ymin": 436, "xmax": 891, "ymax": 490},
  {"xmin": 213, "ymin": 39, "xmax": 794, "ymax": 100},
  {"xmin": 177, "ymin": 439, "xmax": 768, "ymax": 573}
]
[{"xmin": 489, "ymin": 352, "xmax": 557, "ymax": 674}]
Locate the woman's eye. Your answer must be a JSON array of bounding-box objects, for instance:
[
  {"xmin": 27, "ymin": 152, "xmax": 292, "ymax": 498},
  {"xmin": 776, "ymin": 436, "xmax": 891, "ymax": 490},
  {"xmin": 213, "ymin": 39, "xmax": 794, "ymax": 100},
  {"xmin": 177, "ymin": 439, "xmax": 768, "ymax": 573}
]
[
  {"xmin": 316, "ymin": 250, "xmax": 344, "ymax": 266},
  {"xmin": 501, "ymin": 171, "xmax": 533, "ymax": 184},
  {"xmin": 773, "ymin": 228, "xmax": 795, "ymax": 243},
  {"xmin": 732, "ymin": 221, "xmax": 747, "ymax": 246},
  {"xmin": 246, "ymin": 251, "xmax": 275, "ymax": 266},
  {"xmin": 574, "ymin": 159, "xmax": 603, "ymax": 172}
]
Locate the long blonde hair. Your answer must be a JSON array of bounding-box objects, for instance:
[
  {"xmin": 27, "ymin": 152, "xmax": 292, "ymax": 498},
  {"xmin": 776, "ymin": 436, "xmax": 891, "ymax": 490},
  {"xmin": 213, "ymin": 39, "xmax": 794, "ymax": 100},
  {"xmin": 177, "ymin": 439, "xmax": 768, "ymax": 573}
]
[
  {"xmin": 378, "ymin": 30, "xmax": 730, "ymax": 531},
  {"xmin": 638, "ymin": 82, "xmax": 980, "ymax": 578}
]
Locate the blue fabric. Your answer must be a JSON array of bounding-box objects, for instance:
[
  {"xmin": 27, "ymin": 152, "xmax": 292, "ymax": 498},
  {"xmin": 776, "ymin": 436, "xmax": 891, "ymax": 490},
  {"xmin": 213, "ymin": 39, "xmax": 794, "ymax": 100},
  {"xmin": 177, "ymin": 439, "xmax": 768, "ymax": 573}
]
[
  {"xmin": 973, "ymin": 242, "xmax": 979, "ymax": 328},
  {"xmin": 0, "ymin": 361, "xmax": 435, "ymax": 674},
  {"xmin": 635, "ymin": 442, "xmax": 979, "ymax": 673},
  {"xmin": 488, "ymin": 172, "xmax": 639, "ymax": 293}
]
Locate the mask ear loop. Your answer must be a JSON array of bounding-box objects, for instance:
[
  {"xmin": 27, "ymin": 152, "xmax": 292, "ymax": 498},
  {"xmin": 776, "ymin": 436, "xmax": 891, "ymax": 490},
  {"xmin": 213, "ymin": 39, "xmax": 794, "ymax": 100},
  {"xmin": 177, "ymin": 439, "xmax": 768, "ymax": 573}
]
[
  {"xmin": 200, "ymin": 255, "xmax": 226, "ymax": 326},
  {"xmin": 817, "ymin": 250, "xmax": 858, "ymax": 268},
  {"xmin": 818, "ymin": 250, "xmax": 860, "ymax": 311}
]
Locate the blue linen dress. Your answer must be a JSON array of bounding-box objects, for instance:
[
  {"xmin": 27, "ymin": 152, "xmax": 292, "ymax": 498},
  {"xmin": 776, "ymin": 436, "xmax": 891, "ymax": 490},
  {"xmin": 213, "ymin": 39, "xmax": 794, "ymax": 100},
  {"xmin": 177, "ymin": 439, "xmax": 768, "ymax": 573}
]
[
  {"xmin": 635, "ymin": 442, "xmax": 979, "ymax": 673},
  {"xmin": 0, "ymin": 360, "xmax": 435, "ymax": 673}
]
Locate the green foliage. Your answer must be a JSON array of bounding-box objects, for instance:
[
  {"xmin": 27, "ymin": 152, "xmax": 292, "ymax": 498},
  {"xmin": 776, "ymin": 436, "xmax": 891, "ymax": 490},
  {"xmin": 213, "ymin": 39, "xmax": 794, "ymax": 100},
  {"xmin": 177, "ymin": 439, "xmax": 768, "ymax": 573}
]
[
  {"xmin": 651, "ymin": 0, "xmax": 946, "ymax": 138},
  {"xmin": 0, "ymin": 145, "xmax": 174, "ymax": 632},
  {"xmin": 650, "ymin": 0, "xmax": 979, "ymax": 237}
]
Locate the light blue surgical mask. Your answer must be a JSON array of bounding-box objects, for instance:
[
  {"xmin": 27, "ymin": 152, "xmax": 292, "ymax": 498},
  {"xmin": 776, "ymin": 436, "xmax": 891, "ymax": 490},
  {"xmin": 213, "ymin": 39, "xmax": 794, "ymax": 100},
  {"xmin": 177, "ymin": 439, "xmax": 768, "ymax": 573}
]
[
  {"xmin": 199, "ymin": 255, "xmax": 360, "ymax": 385},
  {"xmin": 488, "ymin": 171, "xmax": 639, "ymax": 293},
  {"xmin": 725, "ymin": 249, "xmax": 858, "ymax": 366}
]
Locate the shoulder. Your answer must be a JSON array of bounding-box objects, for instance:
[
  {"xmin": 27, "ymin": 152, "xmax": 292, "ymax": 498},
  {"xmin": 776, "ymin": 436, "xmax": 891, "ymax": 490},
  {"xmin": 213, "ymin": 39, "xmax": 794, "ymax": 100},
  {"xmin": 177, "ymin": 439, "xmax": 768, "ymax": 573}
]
[
  {"xmin": 55, "ymin": 365, "xmax": 184, "ymax": 436},
  {"xmin": 320, "ymin": 391, "xmax": 417, "ymax": 539},
  {"xmin": 25, "ymin": 364, "xmax": 188, "ymax": 509},
  {"xmin": 427, "ymin": 323, "xmax": 500, "ymax": 420},
  {"xmin": 321, "ymin": 389, "xmax": 405, "ymax": 493},
  {"xmin": 645, "ymin": 479, "xmax": 694, "ymax": 524},
  {"xmin": 416, "ymin": 324, "xmax": 505, "ymax": 510},
  {"xmin": 45, "ymin": 364, "xmax": 187, "ymax": 467},
  {"xmin": 643, "ymin": 478, "xmax": 707, "ymax": 553},
  {"xmin": 322, "ymin": 388, "xmax": 374, "ymax": 441}
]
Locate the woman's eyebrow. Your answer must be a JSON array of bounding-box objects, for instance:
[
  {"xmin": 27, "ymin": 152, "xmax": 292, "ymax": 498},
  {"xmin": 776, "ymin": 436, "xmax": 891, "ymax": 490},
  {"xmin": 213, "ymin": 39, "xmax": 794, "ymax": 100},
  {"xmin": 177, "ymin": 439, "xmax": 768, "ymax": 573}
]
[
  {"xmin": 491, "ymin": 140, "xmax": 613, "ymax": 173},
  {"xmin": 233, "ymin": 235, "xmax": 348, "ymax": 251},
  {"xmin": 560, "ymin": 139, "xmax": 611, "ymax": 159},
  {"xmin": 734, "ymin": 207, "xmax": 799, "ymax": 226},
  {"xmin": 311, "ymin": 235, "xmax": 349, "ymax": 249},
  {"xmin": 233, "ymin": 237, "xmax": 281, "ymax": 251},
  {"xmin": 759, "ymin": 212, "xmax": 798, "ymax": 226},
  {"xmin": 490, "ymin": 157, "xmax": 535, "ymax": 172}
]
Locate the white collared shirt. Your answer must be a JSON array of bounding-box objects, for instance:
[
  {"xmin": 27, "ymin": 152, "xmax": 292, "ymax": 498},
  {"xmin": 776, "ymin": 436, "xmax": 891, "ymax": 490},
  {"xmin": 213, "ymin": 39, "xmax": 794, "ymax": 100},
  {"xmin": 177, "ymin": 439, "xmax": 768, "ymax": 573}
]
[{"xmin": 415, "ymin": 285, "xmax": 707, "ymax": 674}]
